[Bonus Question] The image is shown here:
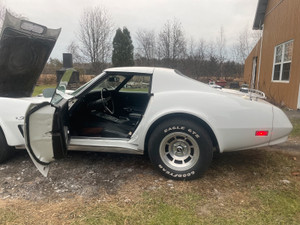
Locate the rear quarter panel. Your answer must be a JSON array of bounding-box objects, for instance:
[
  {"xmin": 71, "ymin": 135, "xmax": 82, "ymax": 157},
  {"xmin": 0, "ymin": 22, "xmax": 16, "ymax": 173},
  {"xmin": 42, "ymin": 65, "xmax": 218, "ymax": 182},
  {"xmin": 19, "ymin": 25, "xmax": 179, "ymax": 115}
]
[
  {"xmin": 132, "ymin": 91, "xmax": 273, "ymax": 152},
  {"xmin": 131, "ymin": 69, "xmax": 274, "ymax": 152}
]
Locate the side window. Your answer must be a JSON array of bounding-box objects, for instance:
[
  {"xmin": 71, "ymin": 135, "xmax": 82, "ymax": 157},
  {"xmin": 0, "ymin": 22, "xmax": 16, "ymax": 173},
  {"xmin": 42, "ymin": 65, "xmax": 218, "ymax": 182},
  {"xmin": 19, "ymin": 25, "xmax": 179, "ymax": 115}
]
[
  {"xmin": 120, "ymin": 75, "xmax": 151, "ymax": 93},
  {"xmin": 91, "ymin": 75, "xmax": 125, "ymax": 92}
]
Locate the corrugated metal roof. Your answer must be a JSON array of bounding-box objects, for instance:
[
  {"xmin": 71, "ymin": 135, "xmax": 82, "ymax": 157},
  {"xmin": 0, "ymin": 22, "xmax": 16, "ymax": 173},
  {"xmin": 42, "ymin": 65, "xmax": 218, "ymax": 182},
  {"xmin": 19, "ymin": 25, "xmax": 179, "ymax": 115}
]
[{"xmin": 253, "ymin": 0, "xmax": 269, "ymax": 30}]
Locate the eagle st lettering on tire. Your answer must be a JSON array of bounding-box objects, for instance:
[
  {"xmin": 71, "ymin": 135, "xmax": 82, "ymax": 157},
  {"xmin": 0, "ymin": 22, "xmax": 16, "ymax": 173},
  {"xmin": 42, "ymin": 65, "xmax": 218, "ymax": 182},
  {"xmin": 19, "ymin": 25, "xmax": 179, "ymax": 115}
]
[{"xmin": 148, "ymin": 118, "xmax": 213, "ymax": 180}]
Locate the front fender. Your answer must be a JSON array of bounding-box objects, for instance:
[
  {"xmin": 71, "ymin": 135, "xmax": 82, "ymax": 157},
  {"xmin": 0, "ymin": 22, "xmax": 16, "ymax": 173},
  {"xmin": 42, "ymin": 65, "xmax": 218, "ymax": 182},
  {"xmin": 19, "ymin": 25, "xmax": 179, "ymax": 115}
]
[{"xmin": 0, "ymin": 98, "xmax": 33, "ymax": 146}]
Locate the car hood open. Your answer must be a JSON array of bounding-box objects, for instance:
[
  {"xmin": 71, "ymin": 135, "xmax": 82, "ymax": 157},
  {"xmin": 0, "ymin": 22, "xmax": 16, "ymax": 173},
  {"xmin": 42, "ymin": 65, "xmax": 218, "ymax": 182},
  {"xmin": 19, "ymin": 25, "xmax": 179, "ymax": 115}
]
[{"xmin": 0, "ymin": 12, "xmax": 61, "ymax": 97}]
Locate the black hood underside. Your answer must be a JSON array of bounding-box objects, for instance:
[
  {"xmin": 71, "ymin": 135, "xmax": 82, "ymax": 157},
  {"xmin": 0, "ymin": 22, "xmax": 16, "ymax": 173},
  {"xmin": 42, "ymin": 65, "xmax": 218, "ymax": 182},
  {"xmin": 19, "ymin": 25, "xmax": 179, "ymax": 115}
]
[{"xmin": 0, "ymin": 12, "xmax": 61, "ymax": 97}]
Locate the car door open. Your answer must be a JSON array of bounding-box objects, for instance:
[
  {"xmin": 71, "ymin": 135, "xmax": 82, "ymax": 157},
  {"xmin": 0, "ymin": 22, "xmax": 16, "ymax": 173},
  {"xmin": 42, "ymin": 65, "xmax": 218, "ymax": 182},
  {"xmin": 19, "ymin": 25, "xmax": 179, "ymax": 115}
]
[
  {"xmin": 24, "ymin": 101, "xmax": 69, "ymax": 177},
  {"xmin": 24, "ymin": 69, "xmax": 76, "ymax": 177}
]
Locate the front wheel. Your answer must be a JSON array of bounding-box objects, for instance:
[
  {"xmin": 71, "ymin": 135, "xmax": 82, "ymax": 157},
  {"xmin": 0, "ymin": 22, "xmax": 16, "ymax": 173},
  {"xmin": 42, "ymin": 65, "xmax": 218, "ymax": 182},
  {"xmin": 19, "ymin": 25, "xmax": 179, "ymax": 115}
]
[{"xmin": 148, "ymin": 118, "xmax": 213, "ymax": 180}]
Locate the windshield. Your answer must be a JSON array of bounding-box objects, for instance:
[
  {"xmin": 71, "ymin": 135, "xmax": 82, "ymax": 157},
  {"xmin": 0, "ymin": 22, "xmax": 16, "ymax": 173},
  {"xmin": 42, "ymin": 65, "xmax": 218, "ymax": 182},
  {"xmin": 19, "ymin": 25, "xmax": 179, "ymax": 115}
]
[
  {"xmin": 70, "ymin": 72, "xmax": 108, "ymax": 96},
  {"xmin": 51, "ymin": 71, "xmax": 152, "ymax": 105},
  {"xmin": 71, "ymin": 78, "xmax": 93, "ymax": 96}
]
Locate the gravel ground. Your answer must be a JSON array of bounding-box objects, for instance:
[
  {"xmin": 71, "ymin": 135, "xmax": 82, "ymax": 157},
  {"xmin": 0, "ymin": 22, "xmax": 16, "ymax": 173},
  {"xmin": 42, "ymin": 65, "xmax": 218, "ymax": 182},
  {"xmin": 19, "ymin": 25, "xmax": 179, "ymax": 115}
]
[
  {"xmin": 0, "ymin": 151, "xmax": 155, "ymax": 200},
  {"xmin": 284, "ymin": 108, "xmax": 300, "ymax": 119},
  {"xmin": 0, "ymin": 110, "xmax": 299, "ymax": 201}
]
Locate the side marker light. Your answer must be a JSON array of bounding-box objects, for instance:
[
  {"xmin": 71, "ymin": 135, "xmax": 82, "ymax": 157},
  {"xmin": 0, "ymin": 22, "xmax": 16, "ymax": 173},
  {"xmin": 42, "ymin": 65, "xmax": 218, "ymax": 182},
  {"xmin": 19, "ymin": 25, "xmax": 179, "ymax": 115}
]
[{"xmin": 255, "ymin": 131, "xmax": 269, "ymax": 136}]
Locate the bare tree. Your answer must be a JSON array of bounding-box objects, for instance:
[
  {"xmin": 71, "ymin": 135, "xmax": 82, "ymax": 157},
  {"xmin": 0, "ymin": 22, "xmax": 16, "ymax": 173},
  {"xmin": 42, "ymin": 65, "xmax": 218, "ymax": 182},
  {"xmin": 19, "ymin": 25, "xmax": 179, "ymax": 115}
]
[
  {"xmin": 66, "ymin": 41, "xmax": 83, "ymax": 63},
  {"xmin": 195, "ymin": 39, "xmax": 207, "ymax": 60},
  {"xmin": 231, "ymin": 26, "xmax": 262, "ymax": 63},
  {"xmin": 78, "ymin": 6, "xmax": 113, "ymax": 72},
  {"xmin": 188, "ymin": 38, "xmax": 210, "ymax": 78},
  {"xmin": 187, "ymin": 38, "xmax": 206, "ymax": 60},
  {"xmin": 135, "ymin": 29, "xmax": 156, "ymax": 65},
  {"xmin": 157, "ymin": 20, "xmax": 171, "ymax": 60},
  {"xmin": 216, "ymin": 26, "xmax": 226, "ymax": 61},
  {"xmin": 187, "ymin": 37, "xmax": 196, "ymax": 58},
  {"xmin": 251, "ymin": 30, "xmax": 262, "ymax": 45},
  {"xmin": 232, "ymin": 28, "xmax": 250, "ymax": 63},
  {"xmin": 171, "ymin": 20, "xmax": 186, "ymax": 60},
  {"xmin": 216, "ymin": 26, "xmax": 227, "ymax": 76},
  {"xmin": 158, "ymin": 19, "xmax": 186, "ymax": 65},
  {"xmin": 207, "ymin": 40, "xmax": 216, "ymax": 59}
]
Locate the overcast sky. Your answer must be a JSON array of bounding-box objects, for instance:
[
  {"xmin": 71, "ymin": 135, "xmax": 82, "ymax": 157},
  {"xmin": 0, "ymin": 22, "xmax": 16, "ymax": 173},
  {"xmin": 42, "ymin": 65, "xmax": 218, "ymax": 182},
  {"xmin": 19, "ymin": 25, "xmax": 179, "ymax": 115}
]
[{"xmin": 2, "ymin": 0, "xmax": 259, "ymax": 60}]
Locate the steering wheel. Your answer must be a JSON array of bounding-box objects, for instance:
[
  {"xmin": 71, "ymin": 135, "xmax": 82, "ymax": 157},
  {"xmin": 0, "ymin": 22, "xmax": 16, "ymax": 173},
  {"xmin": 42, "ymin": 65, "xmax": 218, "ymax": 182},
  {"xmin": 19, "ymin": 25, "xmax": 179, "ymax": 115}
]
[{"xmin": 101, "ymin": 88, "xmax": 114, "ymax": 115}]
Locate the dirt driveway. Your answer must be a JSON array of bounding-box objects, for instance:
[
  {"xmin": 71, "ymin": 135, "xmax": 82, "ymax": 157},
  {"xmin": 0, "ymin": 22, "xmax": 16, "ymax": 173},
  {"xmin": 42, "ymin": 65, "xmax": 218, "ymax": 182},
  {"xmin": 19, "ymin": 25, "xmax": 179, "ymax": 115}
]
[
  {"xmin": 0, "ymin": 111, "xmax": 299, "ymax": 201},
  {"xmin": 0, "ymin": 150, "xmax": 157, "ymax": 200}
]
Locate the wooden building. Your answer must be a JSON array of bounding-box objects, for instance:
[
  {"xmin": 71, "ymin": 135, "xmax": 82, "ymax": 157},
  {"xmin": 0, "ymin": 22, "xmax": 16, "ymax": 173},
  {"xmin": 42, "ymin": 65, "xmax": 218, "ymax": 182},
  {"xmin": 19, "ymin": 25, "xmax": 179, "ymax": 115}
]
[{"xmin": 244, "ymin": 0, "xmax": 300, "ymax": 109}]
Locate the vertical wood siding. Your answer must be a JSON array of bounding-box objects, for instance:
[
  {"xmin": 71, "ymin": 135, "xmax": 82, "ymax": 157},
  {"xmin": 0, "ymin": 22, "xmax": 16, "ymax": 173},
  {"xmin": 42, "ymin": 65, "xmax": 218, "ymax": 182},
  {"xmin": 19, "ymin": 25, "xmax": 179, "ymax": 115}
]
[{"xmin": 244, "ymin": 0, "xmax": 300, "ymax": 109}]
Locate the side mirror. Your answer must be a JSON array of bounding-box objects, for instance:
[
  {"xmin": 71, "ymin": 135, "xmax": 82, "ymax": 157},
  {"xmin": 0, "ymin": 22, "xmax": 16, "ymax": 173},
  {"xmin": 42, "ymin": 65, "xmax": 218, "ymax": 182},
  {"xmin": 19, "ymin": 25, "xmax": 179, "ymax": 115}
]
[{"xmin": 42, "ymin": 88, "xmax": 55, "ymax": 98}]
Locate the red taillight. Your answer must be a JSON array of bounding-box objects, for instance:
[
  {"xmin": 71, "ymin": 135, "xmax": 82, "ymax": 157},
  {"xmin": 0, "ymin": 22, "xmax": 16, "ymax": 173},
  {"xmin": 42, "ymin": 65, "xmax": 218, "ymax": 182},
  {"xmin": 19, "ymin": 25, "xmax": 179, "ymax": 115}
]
[{"xmin": 255, "ymin": 131, "xmax": 269, "ymax": 136}]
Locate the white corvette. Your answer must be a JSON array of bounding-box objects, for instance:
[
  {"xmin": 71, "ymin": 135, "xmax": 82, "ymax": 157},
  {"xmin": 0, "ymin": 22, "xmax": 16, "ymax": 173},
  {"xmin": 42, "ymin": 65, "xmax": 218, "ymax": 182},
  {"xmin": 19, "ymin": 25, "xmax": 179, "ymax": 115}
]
[{"xmin": 0, "ymin": 14, "xmax": 293, "ymax": 180}]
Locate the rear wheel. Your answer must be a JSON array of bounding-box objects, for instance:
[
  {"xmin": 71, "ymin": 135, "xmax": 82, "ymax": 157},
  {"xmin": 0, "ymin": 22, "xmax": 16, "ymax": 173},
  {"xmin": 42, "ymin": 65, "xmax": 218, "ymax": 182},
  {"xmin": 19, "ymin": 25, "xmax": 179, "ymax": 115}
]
[
  {"xmin": 0, "ymin": 128, "xmax": 14, "ymax": 163},
  {"xmin": 148, "ymin": 118, "xmax": 213, "ymax": 180}
]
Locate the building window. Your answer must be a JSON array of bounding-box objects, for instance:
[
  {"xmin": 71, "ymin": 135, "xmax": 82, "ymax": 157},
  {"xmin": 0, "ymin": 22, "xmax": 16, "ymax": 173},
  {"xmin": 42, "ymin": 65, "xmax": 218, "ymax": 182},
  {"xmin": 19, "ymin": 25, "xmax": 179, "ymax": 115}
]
[{"xmin": 272, "ymin": 40, "xmax": 293, "ymax": 82}]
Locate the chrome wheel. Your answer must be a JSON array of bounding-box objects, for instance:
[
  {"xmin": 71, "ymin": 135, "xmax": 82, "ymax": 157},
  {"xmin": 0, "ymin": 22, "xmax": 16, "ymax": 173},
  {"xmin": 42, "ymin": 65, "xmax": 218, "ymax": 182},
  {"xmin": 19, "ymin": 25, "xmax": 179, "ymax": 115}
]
[{"xmin": 159, "ymin": 132, "xmax": 200, "ymax": 171}]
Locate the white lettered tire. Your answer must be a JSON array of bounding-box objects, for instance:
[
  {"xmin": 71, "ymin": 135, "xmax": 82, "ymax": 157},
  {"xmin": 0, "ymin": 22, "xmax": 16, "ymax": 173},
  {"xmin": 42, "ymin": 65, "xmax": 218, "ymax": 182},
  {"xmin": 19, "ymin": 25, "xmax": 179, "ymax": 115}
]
[{"xmin": 148, "ymin": 118, "xmax": 213, "ymax": 180}]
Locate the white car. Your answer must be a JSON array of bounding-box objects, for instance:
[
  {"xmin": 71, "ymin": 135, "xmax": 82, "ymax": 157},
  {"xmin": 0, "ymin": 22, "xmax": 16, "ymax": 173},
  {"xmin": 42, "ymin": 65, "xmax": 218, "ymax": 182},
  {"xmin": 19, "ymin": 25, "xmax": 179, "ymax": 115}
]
[{"xmin": 0, "ymin": 14, "xmax": 293, "ymax": 180}]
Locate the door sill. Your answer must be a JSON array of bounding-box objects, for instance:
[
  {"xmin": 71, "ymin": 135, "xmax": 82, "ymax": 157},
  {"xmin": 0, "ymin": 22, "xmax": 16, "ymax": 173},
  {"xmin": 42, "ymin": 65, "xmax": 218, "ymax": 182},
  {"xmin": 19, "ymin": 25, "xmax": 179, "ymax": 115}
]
[{"xmin": 68, "ymin": 136, "xmax": 142, "ymax": 155}]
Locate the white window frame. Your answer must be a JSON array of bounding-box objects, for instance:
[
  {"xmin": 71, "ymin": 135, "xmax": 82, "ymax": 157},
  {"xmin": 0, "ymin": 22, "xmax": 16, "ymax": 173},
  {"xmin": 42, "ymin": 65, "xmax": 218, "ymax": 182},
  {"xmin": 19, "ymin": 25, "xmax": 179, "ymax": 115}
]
[{"xmin": 271, "ymin": 40, "xmax": 294, "ymax": 83}]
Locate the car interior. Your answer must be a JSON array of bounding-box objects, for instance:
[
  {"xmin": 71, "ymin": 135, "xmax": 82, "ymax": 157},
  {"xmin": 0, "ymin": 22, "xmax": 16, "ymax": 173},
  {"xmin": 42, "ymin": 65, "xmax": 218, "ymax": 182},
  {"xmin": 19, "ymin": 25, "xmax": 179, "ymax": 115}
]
[{"xmin": 68, "ymin": 73, "xmax": 152, "ymax": 138}]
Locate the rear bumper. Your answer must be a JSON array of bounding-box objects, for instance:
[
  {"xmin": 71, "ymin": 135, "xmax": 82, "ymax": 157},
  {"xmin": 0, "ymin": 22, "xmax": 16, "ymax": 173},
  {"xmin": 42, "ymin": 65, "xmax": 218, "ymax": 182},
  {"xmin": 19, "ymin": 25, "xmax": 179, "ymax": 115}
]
[{"xmin": 270, "ymin": 106, "xmax": 293, "ymax": 145}]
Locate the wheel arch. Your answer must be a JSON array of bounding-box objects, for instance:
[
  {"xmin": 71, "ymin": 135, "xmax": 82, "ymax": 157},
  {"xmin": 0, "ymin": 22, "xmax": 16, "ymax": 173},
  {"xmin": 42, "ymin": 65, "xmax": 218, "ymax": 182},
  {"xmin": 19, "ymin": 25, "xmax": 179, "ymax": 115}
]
[
  {"xmin": 0, "ymin": 125, "xmax": 6, "ymax": 139},
  {"xmin": 0, "ymin": 122, "xmax": 8, "ymax": 143},
  {"xmin": 144, "ymin": 113, "xmax": 220, "ymax": 155},
  {"xmin": 0, "ymin": 117, "xmax": 24, "ymax": 147}
]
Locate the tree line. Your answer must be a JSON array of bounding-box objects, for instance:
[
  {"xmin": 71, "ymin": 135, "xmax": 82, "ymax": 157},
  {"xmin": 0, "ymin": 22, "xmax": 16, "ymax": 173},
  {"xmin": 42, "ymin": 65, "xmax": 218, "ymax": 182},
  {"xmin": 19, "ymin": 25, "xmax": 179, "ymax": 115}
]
[
  {"xmin": 62, "ymin": 6, "xmax": 261, "ymax": 79},
  {"xmin": 0, "ymin": 3, "xmax": 260, "ymax": 79}
]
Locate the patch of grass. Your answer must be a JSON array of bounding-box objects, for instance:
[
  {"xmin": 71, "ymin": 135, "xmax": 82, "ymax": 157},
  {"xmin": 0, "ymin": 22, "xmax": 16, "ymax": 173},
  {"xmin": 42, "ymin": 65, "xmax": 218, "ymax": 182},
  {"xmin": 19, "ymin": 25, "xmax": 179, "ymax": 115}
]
[
  {"xmin": 68, "ymin": 186, "xmax": 300, "ymax": 225},
  {"xmin": 2, "ymin": 177, "xmax": 300, "ymax": 224},
  {"xmin": 290, "ymin": 118, "xmax": 300, "ymax": 137},
  {"xmin": 73, "ymin": 191, "xmax": 202, "ymax": 224},
  {"xmin": 252, "ymin": 189, "xmax": 300, "ymax": 224},
  {"xmin": 202, "ymin": 189, "xmax": 300, "ymax": 225},
  {"xmin": 0, "ymin": 208, "xmax": 17, "ymax": 224},
  {"xmin": 32, "ymin": 85, "xmax": 56, "ymax": 96}
]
